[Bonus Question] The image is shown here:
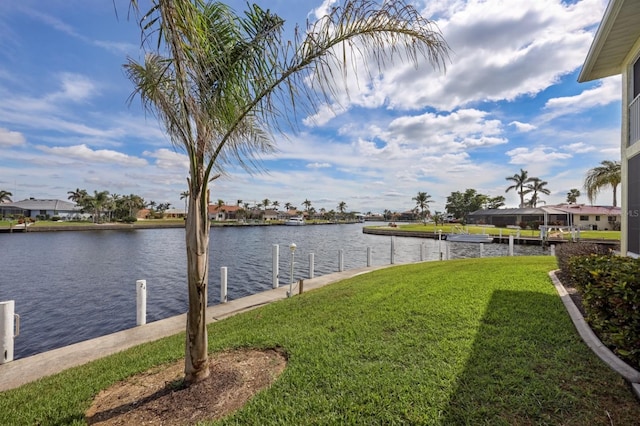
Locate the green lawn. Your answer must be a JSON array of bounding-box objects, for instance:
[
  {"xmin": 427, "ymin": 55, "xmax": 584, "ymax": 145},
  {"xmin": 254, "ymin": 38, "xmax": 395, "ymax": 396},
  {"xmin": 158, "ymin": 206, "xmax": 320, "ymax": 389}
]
[
  {"xmin": 1, "ymin": 257, "xmax": 638, "ymax": 425},
  {"xmin": 393, "ymin": 223, "xmax": 621, "ymax": 241}
]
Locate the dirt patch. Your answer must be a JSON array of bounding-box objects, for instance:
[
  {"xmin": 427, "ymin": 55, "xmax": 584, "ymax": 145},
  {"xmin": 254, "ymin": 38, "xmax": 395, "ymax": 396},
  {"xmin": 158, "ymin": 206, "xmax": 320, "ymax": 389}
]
[{"xmin": 86, "ymin": 348, "xmax": 287, "ymax": 425}]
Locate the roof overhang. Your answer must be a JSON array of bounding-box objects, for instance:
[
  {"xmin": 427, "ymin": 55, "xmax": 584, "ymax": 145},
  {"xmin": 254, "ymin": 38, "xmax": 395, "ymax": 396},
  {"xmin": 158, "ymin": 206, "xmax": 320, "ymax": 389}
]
[{"xmin": 578, "ymin": 0, "xmax": 640, "ymax": 82}]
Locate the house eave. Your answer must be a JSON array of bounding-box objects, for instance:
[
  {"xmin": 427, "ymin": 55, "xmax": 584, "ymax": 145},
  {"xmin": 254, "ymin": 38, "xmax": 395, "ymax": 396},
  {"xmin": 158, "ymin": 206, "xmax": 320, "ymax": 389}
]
[{"xmin": 578, "ymin": 0, "xmax": 640, "ymax": 83}]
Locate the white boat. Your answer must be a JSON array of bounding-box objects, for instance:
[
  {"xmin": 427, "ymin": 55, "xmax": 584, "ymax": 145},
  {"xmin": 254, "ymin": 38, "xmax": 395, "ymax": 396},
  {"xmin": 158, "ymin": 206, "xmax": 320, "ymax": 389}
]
[
  {"xmin": 446, "ymin": 233, "xmax": 494, "ymax": 243},
  {"xmin": 284, "ymin": 216, "xmax": 305, "ymax": 226},
  {"xmin": 447, "ymin": 226, "xmax": 493, "ymax": 243}
]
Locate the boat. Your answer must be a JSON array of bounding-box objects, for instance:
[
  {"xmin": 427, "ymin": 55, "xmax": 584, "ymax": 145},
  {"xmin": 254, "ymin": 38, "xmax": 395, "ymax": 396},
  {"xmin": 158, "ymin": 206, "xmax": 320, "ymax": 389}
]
[
  {"xmin": 446, "ymin": 226, "xmax": 493, "ymax": 243},
  {"xmin": 446, "ymin": 233, "xmax": 494, "ymax": 243},
  {"xmin": 284, "ymin": 216, "xmax": 305, "ymax": 226}
]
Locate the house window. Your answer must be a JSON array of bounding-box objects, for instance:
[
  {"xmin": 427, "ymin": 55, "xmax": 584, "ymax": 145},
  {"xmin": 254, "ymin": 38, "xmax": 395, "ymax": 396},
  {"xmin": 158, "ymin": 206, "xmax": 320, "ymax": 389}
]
[
  {"xmin": 579, "ymin": 215, "xmax": 588, "ymax": 221},
  {"xmin": 608, "ymin": 216, "xmax": 617, "ymax": 223},
  {"xmin": 595, "ymin": 216, "xmax": 600, "ymax": 221}
]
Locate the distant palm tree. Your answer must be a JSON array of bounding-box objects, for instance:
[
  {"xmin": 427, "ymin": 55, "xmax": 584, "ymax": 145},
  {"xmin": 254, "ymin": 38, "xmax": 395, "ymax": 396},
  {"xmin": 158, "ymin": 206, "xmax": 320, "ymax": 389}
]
[
  {"xmin": 272, "ymin": 200, "xmax": 279, "ymax": 210},
  {"xmin": 262, "ymin": 198, "xmax": 270, "ymax": 217},
  {"xmin": 180, "ymin": 191, "xmax": 190, "ymax": 215},
  {"xmin": 566, "ymin": 188, "xmax": 580, "ymax": 204},
  {"xmin": 337, "ymin": 201, "xmax": 347, "ymax": 220},
  {"xmin": 67, "ymin": 188, "xmax": 88, "ymax": 205},
  {"xmin": 584, "ymin": 160, "xmax": 621, "ymax": 206},
  {"xmin": 303, "ymin": 199, "xmax": 312, "ymax": 214},
  {"xmin": 0, "ymin": 190, "xmax": 13, "ymax": 203},
  {"xmin": 505, "ymin": 169, "xmax": 532, "ymax": 208},
  {"xmin": 412, "ymin": 191, "xmax": 432, "ymax": 225},
  {"xmin": 524, "ymin": 178, "xmax": 550, "ymax": 207},
  {"xmin": 284, "ymin": 202, "xmax": 292, "ymax": 211}
]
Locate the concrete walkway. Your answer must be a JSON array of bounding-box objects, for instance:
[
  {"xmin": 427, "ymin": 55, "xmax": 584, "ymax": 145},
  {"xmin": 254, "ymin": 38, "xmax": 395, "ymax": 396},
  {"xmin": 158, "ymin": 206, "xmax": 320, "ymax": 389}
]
[{"xmin": 0, "ymin": 265, "xmax": 390, "ymax": 392}]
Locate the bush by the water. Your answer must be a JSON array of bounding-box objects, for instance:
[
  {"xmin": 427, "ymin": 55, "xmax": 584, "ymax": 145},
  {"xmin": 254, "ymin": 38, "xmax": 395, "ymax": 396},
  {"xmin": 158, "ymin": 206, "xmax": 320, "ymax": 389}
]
[
  {"xmin": 567, "ymin": 254, "xmax": 640, "ymax": 369},
  {"xmin": 555, "ymin": 242, "xmax": 609, "ymax": 286}
]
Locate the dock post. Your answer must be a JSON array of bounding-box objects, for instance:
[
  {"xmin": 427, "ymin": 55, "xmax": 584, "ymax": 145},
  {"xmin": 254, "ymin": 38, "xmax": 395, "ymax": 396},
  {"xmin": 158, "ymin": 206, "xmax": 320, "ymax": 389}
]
[
  {"xmin": 509, "ymin": 235, "xmax": 514, "ymax": 256},
  {"xmin": 339, "ymin": 249, "xmax": 344, "ymax": 272},
  {"xmin": 1, "ymin": 301, "xmax": 19, "ymax": 364},
  {"xmin": 220, "ymin": 267, "xmax": 228, "ymax": 303},
  {"xmin": 309, "ymin": 253, "xmax": 315, "ymax": 279},
  {"xmin": 367, "ymin": 247, "xmax": 372, "ymax": 267},
  {"xmin": 479, "ymin": 243, "xmax": 484, "ymax": 258},
  {"xmin": 391, "ymin": 236, "xmax": 396, "ymax": 264},
  {"xmin": 550, "ymin": 244, "xmax": 556, "ymax": 257},
  {"xmin": 272, "ymin": 244, "xmax": 279, "ymax": 289},
  {"xmin": 136, "ymin": 280, "xmax": 147, "ymax": 326},
  {"xmin": 420, "ymin": 242, "xmax": 425, "ymax": 261}
]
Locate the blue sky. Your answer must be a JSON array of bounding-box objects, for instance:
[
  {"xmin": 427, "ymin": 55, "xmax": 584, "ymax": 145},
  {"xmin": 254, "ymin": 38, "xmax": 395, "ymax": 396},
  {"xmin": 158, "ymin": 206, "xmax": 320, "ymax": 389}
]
[{"xmin": 0, "ymin": 0, "xmax": 620, "ymax": 214}]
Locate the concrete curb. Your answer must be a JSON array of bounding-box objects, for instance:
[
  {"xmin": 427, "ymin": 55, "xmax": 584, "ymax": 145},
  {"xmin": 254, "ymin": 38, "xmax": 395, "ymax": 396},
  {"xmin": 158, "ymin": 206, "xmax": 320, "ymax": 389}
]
[
  {"xmin": 548, "ymin": 270, "xmax": 640, "ymax": 400},
  {"xmin": 0, "ymin": 264, "xmax": 392, "ymax": 393}
]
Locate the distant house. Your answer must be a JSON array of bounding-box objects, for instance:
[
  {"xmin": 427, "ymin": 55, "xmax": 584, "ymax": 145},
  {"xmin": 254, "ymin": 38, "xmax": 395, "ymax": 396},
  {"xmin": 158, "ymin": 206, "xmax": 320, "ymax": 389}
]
[
  {"xmin": 578, "ymin": 0, "xmax": 640, "ymax": 254},
  {"xmin": 0, "ymin": 198, "xmax": 85, "ymax": 220},
  {"xmin": 467, "ymin": 205, "xmax": 621, "ymax": 230},
  {"xmin": 163, "ymin": 208, "xmax": 186, "ymax": 219},
  {"xmin": 208, "ymin": 204, "xmax": 241, "ymax": 221}
]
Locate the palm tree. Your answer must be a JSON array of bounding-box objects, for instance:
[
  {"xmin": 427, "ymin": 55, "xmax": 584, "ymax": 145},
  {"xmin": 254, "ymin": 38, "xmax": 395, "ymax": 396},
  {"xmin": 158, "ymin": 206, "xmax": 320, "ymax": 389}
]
[
  {"xmin": 412, "ymin": 191, "xmax": 432, "ymax": 224},
  {"xmin": 566, "ymin": 188, "xmax": 580, "ymax": 204},
  {"xmin": 0, "ymin": 190, "xmax": 13, "ymax": 203},
  {"xmin": 125, "ymin": 0, "xmax": 448, "ymax": 385},
  {"xmin": 303, "ymin": 199, "xmax": 312, "ymax": 215},
  {"xmin": 584, "ymin": 160, "xmax": 621, "ymax": 206},
  {"xmin": 67, "ymin": 188, "xmax": 88, "ymax": 205},
  {"xmin": 180, "ymin": 191, "xmax": 190, "ymax": 215},
  {"xmin": 284, "ymin": 202, "xmax": 292, "ymax": 211},
  {"xmin": 505, "ymin": 169, "xmax": 532, "ymax": 208},
  {"xmin": 524, "ymin": 178, "xmax": 550, "ymax": 207},
  {"xmin": 262, "ymin": 198, "xmax": 270, "ymax": 218},
  {"xmin": 337, "ymin": 201, "xmax": 347, "ymax": 220},
  {"xmin": 272, "ymin": 200, "xmax": 279, "ymax": 211}
]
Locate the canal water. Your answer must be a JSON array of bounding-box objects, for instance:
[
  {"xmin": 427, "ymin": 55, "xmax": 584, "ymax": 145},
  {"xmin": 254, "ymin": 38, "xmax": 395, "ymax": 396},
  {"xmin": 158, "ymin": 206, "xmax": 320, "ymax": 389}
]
[{"xmin": 0, "ymin": 223, "xmax": 546, "ymax": 359}]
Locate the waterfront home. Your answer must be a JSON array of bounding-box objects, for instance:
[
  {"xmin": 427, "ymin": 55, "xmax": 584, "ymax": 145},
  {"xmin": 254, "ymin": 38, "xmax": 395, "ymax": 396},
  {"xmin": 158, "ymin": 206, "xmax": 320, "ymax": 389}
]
[
  {"xmin": 0, "ymin": 198, "xmax": 85, "ymax": 220},
  {"xmin": 579, "ymin": 0, "xmax": 640, "ymax": 254},
  {"xmin": 208, "ymin": 204, "xmax": 241, "ymax": 221},
  {"xmin": 467, "ymin": 205, "xmax": 621, "ymax": 230}
]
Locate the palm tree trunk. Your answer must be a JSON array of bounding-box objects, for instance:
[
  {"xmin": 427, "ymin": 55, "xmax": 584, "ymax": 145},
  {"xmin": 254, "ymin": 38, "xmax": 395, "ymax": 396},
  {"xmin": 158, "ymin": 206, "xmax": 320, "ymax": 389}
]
[
  {"xmin": 184, "ymin": 183, "xmax": 210, "ymax": 384},
  {"xmin": 613, "ymin": 184, "xmax": 618, "ymax": 207}
]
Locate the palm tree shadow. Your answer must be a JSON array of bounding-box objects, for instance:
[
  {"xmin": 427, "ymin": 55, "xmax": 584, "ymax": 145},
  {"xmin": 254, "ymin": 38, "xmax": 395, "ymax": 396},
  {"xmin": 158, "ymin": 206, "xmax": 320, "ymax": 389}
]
[{"xmin": 441, "ymin": 290, "xmax": 596, "ymax": 424}]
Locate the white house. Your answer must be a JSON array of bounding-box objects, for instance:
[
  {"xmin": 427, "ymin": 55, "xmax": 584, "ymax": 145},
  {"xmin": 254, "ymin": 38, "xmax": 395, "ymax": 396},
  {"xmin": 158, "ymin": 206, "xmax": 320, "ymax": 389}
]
[
  {"xmin": 0, "ymin": 198, "xmax": 85, "ymax": 220},
  {"xmin": 579, "ymin": 0, "xmax": 640, "ymax": 255}
]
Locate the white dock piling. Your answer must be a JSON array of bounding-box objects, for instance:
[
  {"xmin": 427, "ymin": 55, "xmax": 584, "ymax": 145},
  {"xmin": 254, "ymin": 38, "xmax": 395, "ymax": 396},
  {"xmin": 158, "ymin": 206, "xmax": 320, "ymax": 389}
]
[
  {"xmin": 339, "ymin": 249, "xmax": 344, "ymax": 272},
  {"xmin": 136, "ymin": 280, "xmax": 146, "ymax": 326},
  {"xmin": 272, "ymin": 244, "xmax": 279, "ymax": 289},
  {"xmin": 1, "ymin": 300, "xmax": 19, "ymax": 364},
  {"xmin": 309, "ymin": 253, "xmax": 315, "ymax": 279},
  {"xmin": 367, "ymin": 247, "xmax": 372, "ymax": 267},
  {"xmin": 509, "ymin": 235, "xmax": 514, "ymax": 256},
  {"xmin": 221, "ymin": 267, "xmax": 228, "ymax": 303},
  {"xmin": 391, "ymin": 236, "xmax": 396, "ymax": 264}
]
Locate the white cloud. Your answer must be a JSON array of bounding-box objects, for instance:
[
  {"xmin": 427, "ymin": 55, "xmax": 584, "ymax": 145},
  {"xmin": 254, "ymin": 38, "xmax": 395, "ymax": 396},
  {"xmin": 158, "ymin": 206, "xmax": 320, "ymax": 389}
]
[
  {"xmin": 561, "ymin": 142, "xmax": 595, "ymax": 154},
  {"xmin": 37, "ymin": 144, "xmax": 147, "ymax": 167},
  {"xmin": 301, "ymin": 0, "xmax": 607, "ymax": 117},
  {"xmin": 505, "ymin": 146, "xmax": 572, "ymax": 165},
  {"xmin": 541, "ymin": 77, "xmax": 620, "ymax": 120},
  {"xmin": 144, "ymin": 148, "xmax": 190, "ymax": 171},
  {"xmin": 307, "ymin": 162, "xmax": 331, "ymax": 169},
  {"xmin": 0, "ymin": 127, "xmax": 25, "ymax": 147},
  {"xmin": 509, "ymin": 121, "xmax": 536, "ymax": 132}
]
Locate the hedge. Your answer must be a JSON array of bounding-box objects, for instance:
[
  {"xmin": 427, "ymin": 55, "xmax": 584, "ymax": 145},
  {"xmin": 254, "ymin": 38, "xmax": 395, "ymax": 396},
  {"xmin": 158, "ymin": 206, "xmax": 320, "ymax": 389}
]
[{"xmin": 567, "ymin": 254, "xmax": 640, "ymax": 369}]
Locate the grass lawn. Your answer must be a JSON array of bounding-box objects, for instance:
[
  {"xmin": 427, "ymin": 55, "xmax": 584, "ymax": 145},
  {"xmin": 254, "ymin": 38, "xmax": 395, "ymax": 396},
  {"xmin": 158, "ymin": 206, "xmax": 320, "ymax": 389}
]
[
  {"xmin": 1, "ymin": 257, "xmax": 638, "ymax": 424},
  {"xmin": 393, "ymin": 223, "xmax": 621, "ymax": 241}
]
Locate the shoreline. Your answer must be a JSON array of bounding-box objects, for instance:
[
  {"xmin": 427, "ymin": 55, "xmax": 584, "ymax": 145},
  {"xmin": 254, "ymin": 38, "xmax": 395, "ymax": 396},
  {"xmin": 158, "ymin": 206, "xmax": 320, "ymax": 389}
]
[{"xmin": 0, "ymin": 220, "xmax": 362, "ymax": 233}]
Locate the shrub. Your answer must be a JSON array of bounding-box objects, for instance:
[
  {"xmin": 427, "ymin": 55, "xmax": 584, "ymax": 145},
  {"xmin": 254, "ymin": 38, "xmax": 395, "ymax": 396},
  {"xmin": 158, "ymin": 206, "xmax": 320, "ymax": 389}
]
[
  {"xmin": 567, "ymin": 254, "xmax": 640, "ymax": 369},
  {"xmin": 121, "ymin": 216, "xmax": 137, "ymax": 223},
  {"xmin": 555, "ymin": 242, "xmax": 610, "ymax": 286}
]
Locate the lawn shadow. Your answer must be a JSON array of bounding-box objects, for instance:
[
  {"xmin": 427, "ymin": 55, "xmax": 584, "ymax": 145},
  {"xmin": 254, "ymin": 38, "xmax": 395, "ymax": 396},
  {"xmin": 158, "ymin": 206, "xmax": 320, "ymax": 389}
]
[{"xmin": 440, "ymin": 289, "xmax": 619, "ymax": 425}]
